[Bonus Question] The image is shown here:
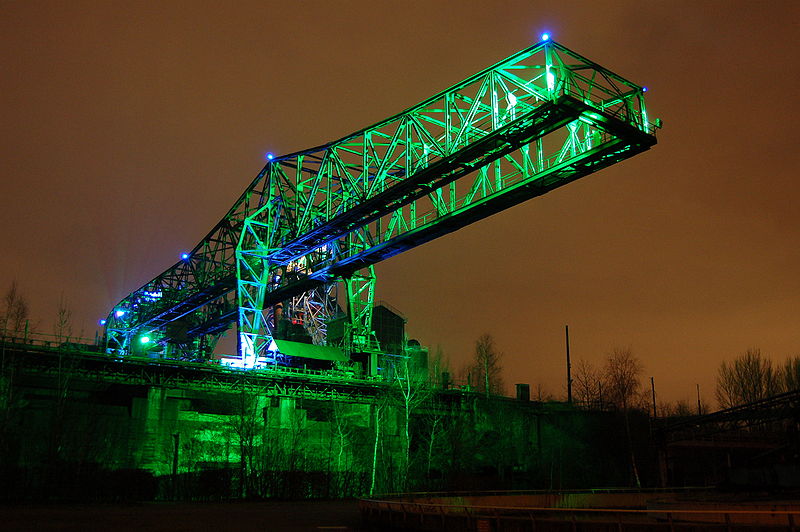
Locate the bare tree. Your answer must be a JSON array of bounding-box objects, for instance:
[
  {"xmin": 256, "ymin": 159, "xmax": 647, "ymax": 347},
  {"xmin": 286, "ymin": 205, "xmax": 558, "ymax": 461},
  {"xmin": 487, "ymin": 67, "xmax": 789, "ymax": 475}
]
[
  {"xmin": 428, "ymin": 345, "xmax": 450, "ymax": 389},
  {"xmin": 327, "ymin": 400, "xmax": 356, "ymax": 496},
  {"xmin": 533, "ymin": 383, "xmax": 555, "ymax": 401},
  {"xmin": 228, "ymin": 386, "xmax": 262, "ymax": 498},
  {"xmin": 420, "ymin": 406, "xmax": 444, "ymax": 480},
  {"xmin": 390, "ymin": 353, "xmax": 431, "ymax": 490},
  {"xmin": 781, "ymin": 356, "xmax": 800, "ymax": 392},
  {"xmin": 573, "ymin": 359, "xmax": 602, "ymax": 407},
  {"xmin": 53, "ymin": 293, "xmax": 73, "ymax": 343},
  {"xmin": 468, "ymin": 334, "xmax": 504, "ymax": 397},
  {"xmin": 1, "ymin": 281, "xmax": 17, "ymax": 334},
  {"xmin": 1, "ymin": 281, "xmax": 30, "ymax": 338},
  {"xmin": 280, "ymin": 400, "xmax": 308, "ymax": 498},
  {"xmin": 604, "ymin": 348, "xmax": 643, "ymax": 410},
  {"xmin": 368, "ymin": 393, "xmax": 389, "ymax": 496},
  {"xmin": 716, "ymin": 348, "xmax": 781, "ymax": 409},
  {"xmin": 671, "ymin": 400, "xmax": 699, "ymax": 417},
  {"xmin": 603, "ymin": 347, "xmax": 643, "ymax": 487}
]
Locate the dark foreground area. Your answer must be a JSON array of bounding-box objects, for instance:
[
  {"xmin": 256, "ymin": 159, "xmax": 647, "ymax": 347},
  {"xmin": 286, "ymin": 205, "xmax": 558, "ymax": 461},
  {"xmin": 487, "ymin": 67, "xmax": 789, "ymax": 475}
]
[{"xmin": 0, "ymin": 500, "xmax": 362, "ymax": 532}]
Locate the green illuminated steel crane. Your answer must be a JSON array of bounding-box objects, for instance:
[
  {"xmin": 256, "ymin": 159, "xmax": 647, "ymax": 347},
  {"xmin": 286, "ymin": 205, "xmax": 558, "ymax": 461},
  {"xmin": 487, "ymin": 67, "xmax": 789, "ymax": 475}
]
[{"xmin": 104, "ymin": 37, "xmax": 658, "ymax": 368}]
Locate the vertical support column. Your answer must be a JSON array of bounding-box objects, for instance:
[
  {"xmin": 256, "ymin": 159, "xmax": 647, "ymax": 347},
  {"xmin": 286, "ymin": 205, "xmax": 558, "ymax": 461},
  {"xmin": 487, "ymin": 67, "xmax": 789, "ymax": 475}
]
[
  {"xmin": 139, "ymin": 386, "xmax": 169, "ymax": 475},
  {"xmin": 235, "ymin": 162, "xmax": 284, "ymax": 368},
  {"xmin": 237, "ymin": 201, "xmax": 284, "ymax": 367},
  {"xmin": 236, "ymin": 255, "xmax": 277, "ymax": 367},
  {"xmin": 544, "ymin": 40, "xmax": 556, "ymax": 96},
  {"xmin": 278, "ymin": 396, "xmax": 296, "ymax": 428},
  {"xmin": 638, "ymin": 91, "xmax": 650, "ymax": 132},
  {"xmin": 344, "ymin": 266, "xmax": 377, "ymax": 353}
]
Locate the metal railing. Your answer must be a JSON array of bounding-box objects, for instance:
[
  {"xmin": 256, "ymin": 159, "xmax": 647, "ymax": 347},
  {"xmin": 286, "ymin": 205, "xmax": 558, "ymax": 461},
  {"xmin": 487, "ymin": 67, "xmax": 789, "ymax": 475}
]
[
  {"xmin": 0, "ymin": 330, "xmax": 99, "ymax": 351},
  {"xmin": 360, "ymin": 490, "xmax": 800, "ymax": 531}
]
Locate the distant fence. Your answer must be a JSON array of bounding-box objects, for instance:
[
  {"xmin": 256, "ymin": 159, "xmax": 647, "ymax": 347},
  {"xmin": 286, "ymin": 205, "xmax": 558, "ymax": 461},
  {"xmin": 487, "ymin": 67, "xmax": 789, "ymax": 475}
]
[
  {"xmin": 360, "ymin": 489, "xmax": 800, "ymax": 531},
  {"xmin": 0, "ymin": 330, "xmax": 99, "ymax": 351}
]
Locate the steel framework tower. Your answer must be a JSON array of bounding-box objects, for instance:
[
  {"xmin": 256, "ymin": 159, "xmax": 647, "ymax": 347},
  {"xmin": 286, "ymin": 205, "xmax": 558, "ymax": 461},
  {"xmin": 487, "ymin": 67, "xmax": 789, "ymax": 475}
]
[{"xmin": 104, "ymin": 38, "xmax": 658, "ymax": 366}]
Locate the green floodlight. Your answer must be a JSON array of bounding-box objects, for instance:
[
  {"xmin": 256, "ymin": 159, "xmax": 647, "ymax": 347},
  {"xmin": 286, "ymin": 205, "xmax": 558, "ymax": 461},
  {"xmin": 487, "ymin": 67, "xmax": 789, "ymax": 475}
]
[{"xmin": 140, "ymin": 335, "xmax": 151, "ymax": 344}]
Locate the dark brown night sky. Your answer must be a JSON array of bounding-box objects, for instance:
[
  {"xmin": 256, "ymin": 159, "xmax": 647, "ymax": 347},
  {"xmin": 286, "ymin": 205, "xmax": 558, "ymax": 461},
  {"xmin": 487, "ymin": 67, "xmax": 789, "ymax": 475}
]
[{"xmin": 2, "ymin": 1, "xmax": 799, "ymax": 406}]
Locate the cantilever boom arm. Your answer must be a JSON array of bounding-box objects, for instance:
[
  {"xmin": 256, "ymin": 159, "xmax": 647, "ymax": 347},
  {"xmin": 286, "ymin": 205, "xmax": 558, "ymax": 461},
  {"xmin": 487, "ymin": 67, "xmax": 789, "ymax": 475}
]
[{"xmin": 105, "ymin": 39, "xmax": 657, "ymax": 358}]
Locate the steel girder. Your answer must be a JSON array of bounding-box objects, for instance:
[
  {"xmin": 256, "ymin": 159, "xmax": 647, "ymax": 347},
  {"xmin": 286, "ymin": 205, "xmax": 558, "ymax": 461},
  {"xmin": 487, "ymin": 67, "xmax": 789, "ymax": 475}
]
[
  {"xmin": 106, "ymin": 39, "xmax": 657, "ymax": 363},
  {"xmin": 9, "ymin": 343, "xmax": 385, "ymax": 402}
]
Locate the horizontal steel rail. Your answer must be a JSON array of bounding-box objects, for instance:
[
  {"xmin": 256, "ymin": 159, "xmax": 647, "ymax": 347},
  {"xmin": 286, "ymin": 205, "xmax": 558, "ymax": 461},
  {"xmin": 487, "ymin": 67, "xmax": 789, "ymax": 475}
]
[
  {"xmin": 360, "ymin": 491, "xmax": 800, "ymax": 531},
  {"xmin": 4, "ymin": 342, "xmax": 385, "ymax": 402}
]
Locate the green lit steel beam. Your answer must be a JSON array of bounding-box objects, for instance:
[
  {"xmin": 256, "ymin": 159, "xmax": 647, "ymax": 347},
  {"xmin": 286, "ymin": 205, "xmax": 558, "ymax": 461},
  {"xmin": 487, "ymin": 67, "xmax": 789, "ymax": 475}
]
[
  {"xmin": 235, "ymin": 41, "xmax": 656, "ymax": 361},
  {"xmin": 106, "ymin": 38, "xmax": 658, "ymax": 364}
]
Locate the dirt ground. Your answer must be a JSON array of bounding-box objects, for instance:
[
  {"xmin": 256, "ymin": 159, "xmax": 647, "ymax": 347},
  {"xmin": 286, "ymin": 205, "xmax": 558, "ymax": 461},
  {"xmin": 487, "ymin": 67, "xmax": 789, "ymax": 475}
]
[{"xmin": 0, "ymin": 500, "xmax": 364, "ymax": 532}]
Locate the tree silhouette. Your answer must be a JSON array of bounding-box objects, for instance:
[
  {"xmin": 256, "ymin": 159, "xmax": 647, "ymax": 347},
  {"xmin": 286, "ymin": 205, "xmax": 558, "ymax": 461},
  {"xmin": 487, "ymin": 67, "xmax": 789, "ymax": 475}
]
[
  {"xmin": 573, "ymin": 359, "xmax": 602, "ymax": 408},
  {"xmin": 1, "ymin": 281, "xmax": 30, "ymax": 338},
  {"xmin": 603, "ymin": 347, "xmax": 643, "ymax": 487},
  {"xmin": 468, "ymin": 334, "xmax": 504, "ymax": 397},
  {"xmin": 781, "ymin": 355, "xmax": 800, "ymax": 393},
  {"xmin": 53, "ymin": 293, "xmax": 73, "ymax": 343},
  {"xmin": 390, "ymin": 353, "xmax": 431, "ymax": 490},
  {"xmin": 716, "ymin": 348, "xmax": 781, "ymax": 409}
]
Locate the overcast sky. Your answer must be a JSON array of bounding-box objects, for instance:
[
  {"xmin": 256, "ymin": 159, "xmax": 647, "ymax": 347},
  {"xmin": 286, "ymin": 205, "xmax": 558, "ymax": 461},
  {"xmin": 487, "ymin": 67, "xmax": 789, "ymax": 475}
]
[{"xmin": 2, "ymin": 1, "xmax": 799, "ymax": 406}]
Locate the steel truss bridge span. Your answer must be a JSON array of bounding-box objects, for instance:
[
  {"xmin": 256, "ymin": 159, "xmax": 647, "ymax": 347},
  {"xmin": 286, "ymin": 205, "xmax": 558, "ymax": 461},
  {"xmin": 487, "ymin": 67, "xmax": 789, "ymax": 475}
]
[
  {"xmin": 105, "ymin": 39, "xmax": 658, "ymax": 366},
  {"xmin": 3, "ymin": 341, "xmax": 385, "ymax": 403}
]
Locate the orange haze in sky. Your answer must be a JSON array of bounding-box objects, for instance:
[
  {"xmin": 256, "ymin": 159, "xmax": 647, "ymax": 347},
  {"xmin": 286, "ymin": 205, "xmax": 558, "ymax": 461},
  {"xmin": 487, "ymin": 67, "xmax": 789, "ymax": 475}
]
[{"xmin": 2, "ymin": 1, "xmax": 799, "ymax": 407}]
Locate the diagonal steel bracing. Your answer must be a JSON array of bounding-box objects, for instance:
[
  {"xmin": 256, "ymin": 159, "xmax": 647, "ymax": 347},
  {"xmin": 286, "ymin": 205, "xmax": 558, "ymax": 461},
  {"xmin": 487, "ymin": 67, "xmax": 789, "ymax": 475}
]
[{"xmin": 106, "ymin": 39, "xmax": 658, "ymax": 364}]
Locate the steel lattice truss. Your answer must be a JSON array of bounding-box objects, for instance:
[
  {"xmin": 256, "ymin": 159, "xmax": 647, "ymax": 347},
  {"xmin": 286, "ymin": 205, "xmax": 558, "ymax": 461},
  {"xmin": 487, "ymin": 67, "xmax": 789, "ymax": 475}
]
[
  {"xmin": 6, "ymin": 343, "xmax": 386, "ymax": 402},
  {"xmin": 659, "ymin": 389, "xmax": 800, "ymax": 444},
  {"xmin": 105, "ymin": 39, "xmax": 658, "ymax": 364}
]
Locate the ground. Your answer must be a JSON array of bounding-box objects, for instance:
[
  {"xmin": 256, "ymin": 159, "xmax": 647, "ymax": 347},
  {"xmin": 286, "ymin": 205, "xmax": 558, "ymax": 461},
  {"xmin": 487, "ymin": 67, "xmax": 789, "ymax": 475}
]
[{"xmin": 0, "ymin": 500, "xmax": 363, "ymax": 532}]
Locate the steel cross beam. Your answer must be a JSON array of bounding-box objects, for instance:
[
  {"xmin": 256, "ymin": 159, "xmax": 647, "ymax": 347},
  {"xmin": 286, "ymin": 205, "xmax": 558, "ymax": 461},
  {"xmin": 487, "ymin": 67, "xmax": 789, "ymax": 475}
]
[{"xmin": 105, "ymin": 39, "xmax": 658, "ymax": 362}]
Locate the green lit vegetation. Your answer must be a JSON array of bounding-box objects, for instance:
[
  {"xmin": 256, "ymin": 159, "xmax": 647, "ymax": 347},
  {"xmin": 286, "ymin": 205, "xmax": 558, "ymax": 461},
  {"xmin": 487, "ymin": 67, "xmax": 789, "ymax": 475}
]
[
  {"xmin": 0, "ymin": 338, "xmax": 655, "ymax": 501},
  {"xmin": 3, "ymin": 278, "xmax": 800, "ymax": 500}
]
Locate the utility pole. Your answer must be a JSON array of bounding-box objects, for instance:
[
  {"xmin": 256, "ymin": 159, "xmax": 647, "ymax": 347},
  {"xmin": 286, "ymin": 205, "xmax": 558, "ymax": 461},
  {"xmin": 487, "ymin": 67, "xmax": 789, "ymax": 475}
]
[
  {"xmin": 696, "ymin": 384, "xmax": 702, "ymax": 415},
  {"xmin": 650, "ymin": 377, "xmax": 657, "ymax": 418},
  {"xmin": 565, "ymin": 325, "xmax": 572, "ymax": 404}
]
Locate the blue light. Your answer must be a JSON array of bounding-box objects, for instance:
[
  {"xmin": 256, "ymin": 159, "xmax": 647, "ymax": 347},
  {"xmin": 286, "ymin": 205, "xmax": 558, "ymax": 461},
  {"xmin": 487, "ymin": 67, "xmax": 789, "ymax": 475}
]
[
  {"xmin": 642, "ymin": 86, "xmax": 648, "ymax": 92},
  {"xmin": 266, "ymin": 153, "xmax": 274, "ymax": 160},
  {"xmin": 541, "ymin": 33, "xmax": 550, "ymax": 41},
  {"xmin": 115, "ymin": 309, "xmax": 125, "ymax": 318},
  {"xmin": 181, "ymin": 253, "xmax": 189, "ymax": 260},
  {"xmin": 99, "ymin": 319, "xmax": 107, "ymax": 326}
]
